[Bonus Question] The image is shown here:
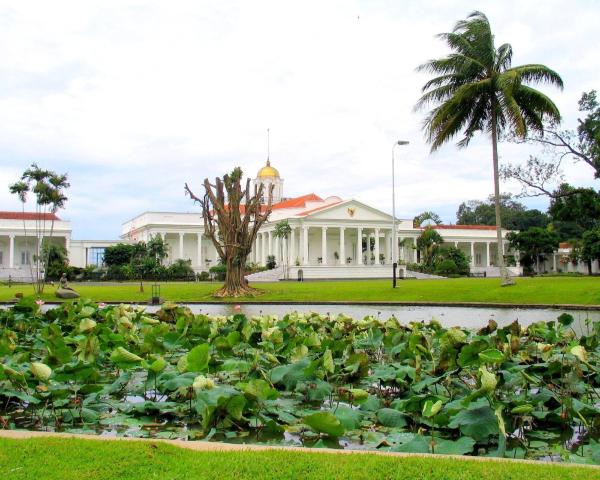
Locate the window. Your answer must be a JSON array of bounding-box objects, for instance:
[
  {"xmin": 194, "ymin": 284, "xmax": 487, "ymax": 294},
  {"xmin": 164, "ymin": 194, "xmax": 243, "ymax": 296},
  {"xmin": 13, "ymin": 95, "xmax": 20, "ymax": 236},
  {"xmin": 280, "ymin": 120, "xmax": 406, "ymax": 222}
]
[
  {"xmin": 0, "ymin": 251, "xmax": 3, "ymax": 265},
  {"xmin": 87, "ymin": 247, "xmax": 106, "ymax": 267},
  {"xmin": 475, "ymin": 253, "xmax": 482, "ymax": 266},
  {"xmin": 21, "ymin": 251, "xmax": 31, "ymax": 265}
]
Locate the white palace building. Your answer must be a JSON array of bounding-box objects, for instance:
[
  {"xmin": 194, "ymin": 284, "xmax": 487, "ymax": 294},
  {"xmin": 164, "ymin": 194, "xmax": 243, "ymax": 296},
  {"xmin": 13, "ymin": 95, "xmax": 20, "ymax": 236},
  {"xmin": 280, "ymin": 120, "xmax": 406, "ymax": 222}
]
[{"xmin": 18, "ymin": 158, "xmax": 600, "ymax": 281}]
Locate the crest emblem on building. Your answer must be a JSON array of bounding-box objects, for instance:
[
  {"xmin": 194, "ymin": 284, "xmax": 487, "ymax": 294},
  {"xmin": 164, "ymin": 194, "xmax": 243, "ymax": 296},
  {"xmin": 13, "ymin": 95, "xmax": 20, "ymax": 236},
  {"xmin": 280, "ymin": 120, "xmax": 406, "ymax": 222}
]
[{"xmin": 347, "ymin": 207, "xmax": 356, "ymax": 217}]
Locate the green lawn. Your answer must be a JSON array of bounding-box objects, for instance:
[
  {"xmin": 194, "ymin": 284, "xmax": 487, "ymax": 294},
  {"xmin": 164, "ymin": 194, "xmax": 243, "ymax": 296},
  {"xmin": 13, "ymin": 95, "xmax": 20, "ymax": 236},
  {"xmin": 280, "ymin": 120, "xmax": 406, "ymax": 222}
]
[
  {"xmin": 0, "ymin": 437, "xmax": 595, "ymax": 480},
  {"xmin": 1, "ymin": 277, "xmax": 600, "ymax": 305}
]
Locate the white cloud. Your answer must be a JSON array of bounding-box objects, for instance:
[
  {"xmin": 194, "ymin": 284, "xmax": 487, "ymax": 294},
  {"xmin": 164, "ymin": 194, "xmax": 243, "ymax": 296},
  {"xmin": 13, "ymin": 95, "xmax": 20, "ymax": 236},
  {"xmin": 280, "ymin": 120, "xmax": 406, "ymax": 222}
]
[{"xmin": 0, "ymin": 0, "xmax": 598, "ymax": 238}]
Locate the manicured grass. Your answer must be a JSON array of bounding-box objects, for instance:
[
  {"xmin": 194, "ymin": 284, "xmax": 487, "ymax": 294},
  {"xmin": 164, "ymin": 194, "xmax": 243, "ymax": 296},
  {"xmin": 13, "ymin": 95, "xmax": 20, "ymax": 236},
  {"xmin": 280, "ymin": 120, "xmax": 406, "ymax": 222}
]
[
  {"xmin": 1, "ymin": 277, "xmax": 600, "ymax": 305},
  {"xmin": 0, "ymin": 437, "xmax": 594, "ymax": 480}
]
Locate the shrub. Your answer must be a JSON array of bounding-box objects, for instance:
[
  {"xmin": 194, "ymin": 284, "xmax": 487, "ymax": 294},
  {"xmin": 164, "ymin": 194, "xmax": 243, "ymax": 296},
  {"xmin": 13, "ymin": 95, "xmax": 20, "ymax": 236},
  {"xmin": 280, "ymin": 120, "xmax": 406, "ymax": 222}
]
[
  {"xmin": 167, "ymin": 259, "xmax": 195, "ymax": 280},
  {"xmin": 435, "ymin": 259, "xmax": 458, "ymax": 276},
  {"xmin": 266, "ymin": 255, "xmax": 277, "ymax": 270},
  {"xmin": 209, "ymin": 263, "xmax": 226, "ymax": 281},
  {"xmin": 435, "ymin": 247, "xmax": 470, "ymax": 276},
  {"xmin": 197, "ymin": 271, "xmax": 210, "ymax": 281}
]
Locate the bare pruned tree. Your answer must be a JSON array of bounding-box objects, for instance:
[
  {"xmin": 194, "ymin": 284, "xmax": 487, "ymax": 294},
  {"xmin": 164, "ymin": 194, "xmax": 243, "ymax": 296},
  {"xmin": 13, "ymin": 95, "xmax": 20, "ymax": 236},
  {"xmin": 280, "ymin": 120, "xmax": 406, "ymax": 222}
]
[{"xmin": 185, "ymin": 167, "xmax": 273, "ymax": 297}]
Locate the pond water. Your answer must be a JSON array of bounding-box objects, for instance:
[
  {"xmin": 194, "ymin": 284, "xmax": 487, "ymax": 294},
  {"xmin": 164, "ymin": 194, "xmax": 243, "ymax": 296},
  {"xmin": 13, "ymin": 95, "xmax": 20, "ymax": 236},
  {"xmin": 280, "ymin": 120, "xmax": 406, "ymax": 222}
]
[
  {"xmin": 35, "ymin": 302, "xmax": 600, "ymax": 335},
  {"xmin": 137, "ymin": 303, "xmax": 600, "ymax": 334}
]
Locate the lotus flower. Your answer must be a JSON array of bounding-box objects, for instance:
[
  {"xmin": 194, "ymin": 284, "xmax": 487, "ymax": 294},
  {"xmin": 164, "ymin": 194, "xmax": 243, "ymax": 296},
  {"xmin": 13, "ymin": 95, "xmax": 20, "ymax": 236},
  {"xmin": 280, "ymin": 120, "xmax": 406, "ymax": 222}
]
[
  {"xmin": 30, "ymin": 362, "xmax": 52, "ymax": 382},
  {"xmin": 570, "ymin": 345, "xmax": 587, "ymax": 362},
  {"xmin": 193, "ymin": 375, "xmax": 215, "ymax": 392},
  {"xmin": 479, "ymin": 366, "xmax": 498, "ymax": 392},
  {"xmin": 79, "ymin": 318, "xmax": 97, "ymax": 333}
]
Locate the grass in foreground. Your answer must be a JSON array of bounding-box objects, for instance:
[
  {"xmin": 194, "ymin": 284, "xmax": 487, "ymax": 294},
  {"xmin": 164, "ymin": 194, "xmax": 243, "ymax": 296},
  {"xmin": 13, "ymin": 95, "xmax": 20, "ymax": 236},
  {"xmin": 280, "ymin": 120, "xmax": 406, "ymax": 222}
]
[
  {"xmin": 1, "ymin": 277, "xmax": 600, "ymax": 305},
  {"xmin": 0, "ymin": 437, "xmax": 595, "ymax": 480}
]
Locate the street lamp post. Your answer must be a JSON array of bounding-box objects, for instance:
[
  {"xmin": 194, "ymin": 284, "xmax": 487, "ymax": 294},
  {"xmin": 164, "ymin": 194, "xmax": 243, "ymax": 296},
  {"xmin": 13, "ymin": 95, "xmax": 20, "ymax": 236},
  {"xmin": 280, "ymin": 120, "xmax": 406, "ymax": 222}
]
[{"xmin": 392, "ymin": 140, "xmax": 409, "ymax": 288}]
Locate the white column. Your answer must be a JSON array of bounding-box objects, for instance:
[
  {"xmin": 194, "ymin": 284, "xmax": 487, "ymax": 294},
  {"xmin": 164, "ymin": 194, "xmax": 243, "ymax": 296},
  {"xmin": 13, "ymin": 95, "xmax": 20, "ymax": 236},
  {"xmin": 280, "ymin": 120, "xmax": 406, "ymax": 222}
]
[
  {"xmin": 290, "ymin": 227, "xmax": 296, "ymax": 265},
  {"xmin": 302, "ymin": 226, "xmax": 309, "ymax": 265},
  {"xmin": 374, "ymin": 228, "xmax": 380, "ymax": 265},
  {"xmin": 261, "ymin": 233, "xmax": 266, "ymax": 265},
  {"xmin": 414, "ymin": 237, "xmax": 418, "ymax": 264},
  {"xmin": 470, "ymin": 242, "xmax": 475, "ymax": 267},
  {"xmin": 179, "ymin": 232, "xmax": 184, "ymax": 259},
  {"xmin": 486, "ymin": 242, "xmax": 491, "ymax": 267},
  {"xmin": 553, "ymin": 253, "xmax": 557, "ymax": 271},
  {"xmin": 268, "ymin": 231, "xmax": 273, "ymax": 257},
  {"xmin": 454, "ymin": 241, "xmax": 458, "ymax": 248},
  {"xmin": 197, "ymin": 233, "xmax": 203, "ymax": 268},
  {"xmin": 321, "ymin": 227, "xmax": 327, "ymax": 264},
  {"xmin": 384, "ymin": 231, "xmax": 391, "ymax": 264},
  {"xmin": 339, "ymin": 227, "xmax": 345, "ymax": 265},
  {"xmin": 399, "ymin": 237, "xmax": 404, "ymax": 262},
  {"xmin": 515, "ymin": 250, "xmax": 521, "ymax": 267},
  {"xmin": 8, "ymin": 234, "xmax": 14, "ymax": 269},
  {"xmin": 356, "ymin": 227, "xmax": 362, "ymax": 265},
  {"xmin": 274, "ymin": 235, "xmax": 279, "ymax": 262}
]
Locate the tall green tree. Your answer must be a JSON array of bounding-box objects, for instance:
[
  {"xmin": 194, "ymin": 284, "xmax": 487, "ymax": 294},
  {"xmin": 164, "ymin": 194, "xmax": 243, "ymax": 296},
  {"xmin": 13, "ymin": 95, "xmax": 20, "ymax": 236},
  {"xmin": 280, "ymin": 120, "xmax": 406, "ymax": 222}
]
[
  {"xmin": 581, "ymin": 228, "xmax": 600, "ymax": 274},
  {"xmin": 416, "ymin": 227, "xmax": 444, "ymax": 267},
  {"xmin": 9, "ymin": 163, "xmax": 70, "ymax": 294},
  {"xmin": 456, "ymin": 194, "xmax": 549, "ymax": 231},
  {"xmin": 416, "ymin": 11, "xmax": 563, "ymax": 285},
  {"xmin": 548, "ymin": 184, "xmax": 600, "ymax": 240},
  {"xmin": 507, "ymin": 227, "xmax": 559, "ymax": 274}
]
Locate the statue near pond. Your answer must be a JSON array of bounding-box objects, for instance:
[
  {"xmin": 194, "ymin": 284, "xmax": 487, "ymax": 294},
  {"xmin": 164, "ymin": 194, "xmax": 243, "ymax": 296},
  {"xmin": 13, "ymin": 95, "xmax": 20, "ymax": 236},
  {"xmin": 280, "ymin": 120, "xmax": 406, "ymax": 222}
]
[{"xmin": 55, "ymin": 273, "xmax": 80, "ymax": 299}]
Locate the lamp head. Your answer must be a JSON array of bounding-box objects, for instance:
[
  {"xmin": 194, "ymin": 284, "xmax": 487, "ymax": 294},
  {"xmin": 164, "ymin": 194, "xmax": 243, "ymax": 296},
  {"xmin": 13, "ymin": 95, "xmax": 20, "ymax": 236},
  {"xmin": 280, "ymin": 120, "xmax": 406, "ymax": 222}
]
[{"xmin": 397, "ymin": 140, "xmax": 409, "ymax": 145}]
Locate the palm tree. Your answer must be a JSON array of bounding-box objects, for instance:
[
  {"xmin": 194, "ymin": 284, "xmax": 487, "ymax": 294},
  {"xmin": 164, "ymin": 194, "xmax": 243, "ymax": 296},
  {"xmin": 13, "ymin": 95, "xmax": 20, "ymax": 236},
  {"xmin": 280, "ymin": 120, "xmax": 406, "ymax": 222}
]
[
  {"xmin": 274, "ymin": 220, "xmax": 292, "ymax": 279},
  {"xmin": 416, "ymin": 11, "xmax": 563, "ymax": 285}
]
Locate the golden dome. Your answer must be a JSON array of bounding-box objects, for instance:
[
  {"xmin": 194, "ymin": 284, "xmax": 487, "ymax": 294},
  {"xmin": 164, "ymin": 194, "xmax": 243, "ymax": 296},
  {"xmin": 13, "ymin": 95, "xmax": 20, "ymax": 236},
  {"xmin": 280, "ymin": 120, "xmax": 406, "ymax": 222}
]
[{"xmin": 257, "ymin": 160, "xmax": 280, "ymax": 178}]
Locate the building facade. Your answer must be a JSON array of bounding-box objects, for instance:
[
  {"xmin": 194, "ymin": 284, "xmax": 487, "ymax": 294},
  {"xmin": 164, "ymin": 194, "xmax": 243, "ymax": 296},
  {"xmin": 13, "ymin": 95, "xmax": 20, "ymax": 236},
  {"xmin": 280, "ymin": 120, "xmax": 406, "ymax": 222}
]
[
  {"xmin": 119, "ymin": 160, "xmax": 523, "ymax": 279},
  {"xmin": 9, "ymin": 159, "xmax": 595, "ymax": 281}
]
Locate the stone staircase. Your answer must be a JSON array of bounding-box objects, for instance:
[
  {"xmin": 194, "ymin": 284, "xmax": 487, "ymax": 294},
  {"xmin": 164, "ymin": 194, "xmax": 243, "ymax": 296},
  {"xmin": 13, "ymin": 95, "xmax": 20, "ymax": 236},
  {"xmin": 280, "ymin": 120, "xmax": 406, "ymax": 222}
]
[
  {"xmin": 404, "ymin": 270, "xmax": 446, "ymax": 280},
  {"xmin": 245, "ymin": 266, "xmax": 285, "ymax": 283}
]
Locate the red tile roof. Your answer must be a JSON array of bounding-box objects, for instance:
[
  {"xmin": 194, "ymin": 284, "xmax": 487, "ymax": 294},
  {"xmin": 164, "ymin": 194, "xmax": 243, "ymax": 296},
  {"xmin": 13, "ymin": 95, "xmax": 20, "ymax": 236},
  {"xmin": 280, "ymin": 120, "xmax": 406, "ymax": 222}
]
[
  {"xmin": 0, "ymin": 211, "xmax": 61, "ymax": 221},
  {"xmin": 218, "ymin": 194, "xmax": 324, "ymax": 216},
  {"xmin": 298, "ymin": 200, "xmax": 343, "ymax": 216},
  {"xmin": 432, "ymin": 225, "xmax": 497, "ymax": 231},
  {"xmin": 272, "ymin": 193, "xmax": 323, "ymax": 210}
]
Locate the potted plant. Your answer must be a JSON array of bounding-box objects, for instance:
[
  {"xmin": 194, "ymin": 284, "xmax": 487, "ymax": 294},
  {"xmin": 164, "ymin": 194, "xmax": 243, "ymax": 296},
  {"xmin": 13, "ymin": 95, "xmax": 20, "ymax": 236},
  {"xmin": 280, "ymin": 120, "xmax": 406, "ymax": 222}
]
[
  {"xmin": 334, "ymin": 251, "xmax": 339, "ymax": 261},
  {"xmin": 317, "ymin": 257, "xmax": 323, "ymax": 264},
  {"xmin": 346, "ymin": 256, "xmax": 352, "ymax": 264},
  {"xmin": 379, "ymin": 253, "xmax": 385, "ymax": 265}
]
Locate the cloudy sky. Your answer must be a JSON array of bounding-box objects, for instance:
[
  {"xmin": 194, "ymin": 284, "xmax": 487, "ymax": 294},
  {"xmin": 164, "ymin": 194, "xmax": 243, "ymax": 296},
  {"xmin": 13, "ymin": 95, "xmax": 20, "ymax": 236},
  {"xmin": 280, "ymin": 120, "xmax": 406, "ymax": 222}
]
[{"xmin": 1, "ymin": 0, "xmax": 598, "ymax": 239}]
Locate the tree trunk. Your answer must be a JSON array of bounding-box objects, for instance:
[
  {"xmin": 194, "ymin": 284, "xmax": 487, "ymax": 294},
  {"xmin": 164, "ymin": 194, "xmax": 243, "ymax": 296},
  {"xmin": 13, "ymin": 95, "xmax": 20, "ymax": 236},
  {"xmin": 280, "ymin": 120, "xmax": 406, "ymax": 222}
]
[
  {"xmin": 214, "ymin": 255, "xmax": 258, "ymax": 297},
  {"xmin": 491, "ymin": 111, "xmax": 515, "ymax": 286}
]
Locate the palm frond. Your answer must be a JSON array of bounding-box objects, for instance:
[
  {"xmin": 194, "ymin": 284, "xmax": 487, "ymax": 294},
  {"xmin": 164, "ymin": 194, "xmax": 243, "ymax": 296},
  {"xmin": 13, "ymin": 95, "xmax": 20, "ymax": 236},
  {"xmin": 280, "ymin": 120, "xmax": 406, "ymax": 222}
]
[
  {"xmin": 505, "ymin": 64, "xmax": 564, "ymax": 89},
  {"xmin": 495, "ymin": 43, "xmax": 513, "ymax": 71},
  {"xmin": 513, "ymin": 84, "xmax": 562, "ymax": 127}
]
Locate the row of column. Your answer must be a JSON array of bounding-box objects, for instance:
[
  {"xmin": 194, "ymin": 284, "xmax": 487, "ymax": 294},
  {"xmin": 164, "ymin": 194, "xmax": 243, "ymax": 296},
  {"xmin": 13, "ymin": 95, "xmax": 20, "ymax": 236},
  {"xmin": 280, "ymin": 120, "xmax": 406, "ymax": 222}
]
[
  {"xmin": 462, "ymin": 240, "xmax": 515, "ymax": 267},
  {"xmin": 155, "ymin": 232, "xmax": 217, "ymax": 267},
  {"xmin": 251, "ymin": 226, "xmax": 398, "ymax": 267},
  {"xmin": 153, "ymin": 230, "xmax": 514, "ymax": 270},
  {"xmin": 1, "ymin": 234, "xmax": 69, "ymax": 269}
]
